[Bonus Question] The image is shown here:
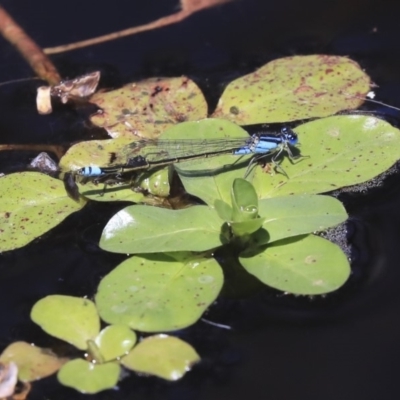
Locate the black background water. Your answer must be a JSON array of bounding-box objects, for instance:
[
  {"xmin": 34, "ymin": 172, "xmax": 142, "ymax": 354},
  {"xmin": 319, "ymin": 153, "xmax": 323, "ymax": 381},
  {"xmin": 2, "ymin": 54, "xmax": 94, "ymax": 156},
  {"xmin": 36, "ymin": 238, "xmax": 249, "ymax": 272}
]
[{"xmin": 1, "ymin": 0, "xmax": 400, "ymax": 399}]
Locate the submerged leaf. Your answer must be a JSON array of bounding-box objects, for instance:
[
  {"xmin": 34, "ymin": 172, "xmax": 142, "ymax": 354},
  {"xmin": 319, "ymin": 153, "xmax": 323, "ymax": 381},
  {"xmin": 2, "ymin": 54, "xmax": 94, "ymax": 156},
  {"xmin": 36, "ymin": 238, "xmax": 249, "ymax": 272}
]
[
  {"xmin": 0, "ymin": 342, "xmax": 67, "ymax": 382},
  {"xmin": 0, "ymin": 172, "xmax": 84, "ymax": 252},
  {"xmin": 240, "ymin": 234, "xmax": 350, "ymax": 295},
  {"xmin": 90, "ymin": 77, "xmax": 207, "ymax": 139},
  {"xmin": 213, "ymin": 55, "xmax": 370, "ymax": 124},
  {"xmin": 95, "ymin": 253, "xmax": 223, "ymax": 332},
  {"xmin": 31, "ymin": 296, "xmax": 100, "ymax": 350},
  {"xmin": 100, "ymin": 205, "xmax": 223, "ymax": 253},
  {"xmin": 121, "ymin": 335, "xmax": 200, "ymax": 380}
]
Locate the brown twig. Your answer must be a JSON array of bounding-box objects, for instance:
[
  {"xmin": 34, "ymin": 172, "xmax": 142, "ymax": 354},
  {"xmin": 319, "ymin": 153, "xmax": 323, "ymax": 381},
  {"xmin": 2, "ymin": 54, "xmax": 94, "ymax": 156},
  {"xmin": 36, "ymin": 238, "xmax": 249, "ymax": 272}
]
[
  {"xmin": 44, "ymin": 0, "xmax": 231, "ymax": 55},
  {"xmin": 0, "ymin": 6, "xmax": 61, "ymax": 85}
]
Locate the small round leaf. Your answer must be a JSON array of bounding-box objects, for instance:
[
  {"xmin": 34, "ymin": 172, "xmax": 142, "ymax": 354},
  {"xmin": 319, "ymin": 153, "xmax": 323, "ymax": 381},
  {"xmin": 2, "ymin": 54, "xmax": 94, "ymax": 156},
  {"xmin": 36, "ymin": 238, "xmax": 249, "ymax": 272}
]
[
  {"xmin": 121, "ymin": 335, "xmax": 200, "ymax": 381},
  {"xmin": 31, "ymin": 295, "xmax": 100, "ymax": 350},
  {"xmin": 95, "ymin": 325, "xmax": 137, "ymax": 362},
  {"xmin": 57, "ymin": 359, "xmax": 120, "ymax": 394},
  {"xmin": 95, "ymin": 254, "xmax": 223, "ymax": 332}
]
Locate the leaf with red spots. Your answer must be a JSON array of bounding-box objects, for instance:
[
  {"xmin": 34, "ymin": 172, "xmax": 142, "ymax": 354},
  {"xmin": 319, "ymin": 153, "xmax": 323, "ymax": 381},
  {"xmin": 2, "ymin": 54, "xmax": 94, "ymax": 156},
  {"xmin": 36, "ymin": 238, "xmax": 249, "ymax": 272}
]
[
  {"xmin": 90, "ymin": 77, "xmax": 207, "ymax": 139},
  {"xmin": 213, "ymin": 55, "xmax": 370, "ymax": 124},
  {"xmin": 0, "ymin": 172, "xmax": 84, "ymax": 252}
]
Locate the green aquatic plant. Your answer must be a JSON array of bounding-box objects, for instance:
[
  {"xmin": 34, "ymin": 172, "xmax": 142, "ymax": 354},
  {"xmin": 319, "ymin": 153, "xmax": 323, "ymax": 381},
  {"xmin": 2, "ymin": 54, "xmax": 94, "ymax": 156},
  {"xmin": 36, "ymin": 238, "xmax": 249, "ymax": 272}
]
[
  {"xmin": 0, "ymin": 53, "xmax": 397, "ymax": 395},
  {"xmin": 29, "ymin": 295, "xmax": 199, "ymax": 393}
]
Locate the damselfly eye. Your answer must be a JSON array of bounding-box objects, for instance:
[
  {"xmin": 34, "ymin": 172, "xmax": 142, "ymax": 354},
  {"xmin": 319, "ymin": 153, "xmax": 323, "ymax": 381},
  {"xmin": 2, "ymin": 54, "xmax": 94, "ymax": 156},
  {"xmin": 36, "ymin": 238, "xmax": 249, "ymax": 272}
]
[{"xmin": 280, "ymin": 127, "xmax": 298, "ymax": 145}]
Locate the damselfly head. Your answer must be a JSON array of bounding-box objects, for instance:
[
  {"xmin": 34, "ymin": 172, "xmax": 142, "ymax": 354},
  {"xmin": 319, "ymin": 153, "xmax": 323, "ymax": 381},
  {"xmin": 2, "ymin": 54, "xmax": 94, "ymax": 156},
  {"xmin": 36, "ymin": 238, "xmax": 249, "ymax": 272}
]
[{"xmin": 281, "ymin": 127, "xmax": 298, "ymax": 146}]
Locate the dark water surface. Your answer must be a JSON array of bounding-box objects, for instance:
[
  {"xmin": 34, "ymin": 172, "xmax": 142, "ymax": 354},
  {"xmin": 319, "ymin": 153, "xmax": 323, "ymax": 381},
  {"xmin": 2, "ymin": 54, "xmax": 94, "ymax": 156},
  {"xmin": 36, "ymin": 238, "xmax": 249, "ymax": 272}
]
[{"xmin": 1, "ymin": 0, "xmax": 400, "ymax": 399}]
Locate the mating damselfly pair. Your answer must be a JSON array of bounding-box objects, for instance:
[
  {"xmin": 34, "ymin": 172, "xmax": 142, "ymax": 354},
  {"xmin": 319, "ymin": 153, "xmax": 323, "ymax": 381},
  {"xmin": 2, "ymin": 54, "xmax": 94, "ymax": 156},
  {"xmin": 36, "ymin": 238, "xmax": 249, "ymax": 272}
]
[{"xmin": 64, "ymin": 126, "xmax": 300, "ymax": 200}]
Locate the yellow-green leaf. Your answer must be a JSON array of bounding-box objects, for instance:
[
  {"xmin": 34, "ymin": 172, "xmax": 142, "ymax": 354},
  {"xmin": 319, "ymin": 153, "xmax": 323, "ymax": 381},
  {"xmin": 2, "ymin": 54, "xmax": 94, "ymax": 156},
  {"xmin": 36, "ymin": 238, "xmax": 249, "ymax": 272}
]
[
  {"xmin": 121, "ymin": 335, "xmax": 200, "ymax": 380},
  {"xmin": 213, "ymin": 55, "xmax": 370, "ymax": 124}
]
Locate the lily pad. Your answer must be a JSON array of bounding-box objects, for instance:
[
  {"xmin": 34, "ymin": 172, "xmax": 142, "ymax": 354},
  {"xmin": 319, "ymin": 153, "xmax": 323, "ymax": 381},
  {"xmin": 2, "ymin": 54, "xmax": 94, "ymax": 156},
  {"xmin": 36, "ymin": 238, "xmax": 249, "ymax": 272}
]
[
  {"xmin": 100, "ymin": 205, "xmax": 223, "ymax": 253},
  {"xmin": 213, "ymin": 55, "xmax": 370, "ymax": 124},
  {"xmin": 240, "ymin": 234, "xmax": 350, "ymax": 295},
  {"xmin": 31, "ymin": 295, "xmax": 100, "ymax": 350},
  {"xmin": 95, "ymin": 253, "xmax": 223, "ymax": 332},
  {"xmin": 0, "ymin": 341, "xmax": 67, "ymax": 382},
  {"xmin": 252, "ymin": 115, "xmax": 400, "ymax": 198},
  {"xmin": 0, "ymin": 172, "xmax": 85, "ymax": 252},
  {"xmin": 57, "ymin": 359, "xmax": 120, "ymax": 394},
  {"xmin": 121, "ymin": 335, "xmax": 200, "ymax": 380},
  {"xmin": 253, "ymin": 194, "xmax": 348, "ymax": 244},
  {"xmin": 94, "ymin": 325, "xmax": 137, "ymax": 362},
  {"xmin": 90, "ymin": 77, "xmax": 208, "ymax": 139}
]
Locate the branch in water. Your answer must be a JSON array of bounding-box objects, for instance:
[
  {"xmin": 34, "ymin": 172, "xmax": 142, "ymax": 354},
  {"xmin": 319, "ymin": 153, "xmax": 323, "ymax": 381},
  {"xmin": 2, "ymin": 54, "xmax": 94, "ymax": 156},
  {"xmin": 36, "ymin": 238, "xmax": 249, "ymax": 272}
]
[{"xmin": 44, "ymin": 0, "xmax": 232, "ymax": 54}]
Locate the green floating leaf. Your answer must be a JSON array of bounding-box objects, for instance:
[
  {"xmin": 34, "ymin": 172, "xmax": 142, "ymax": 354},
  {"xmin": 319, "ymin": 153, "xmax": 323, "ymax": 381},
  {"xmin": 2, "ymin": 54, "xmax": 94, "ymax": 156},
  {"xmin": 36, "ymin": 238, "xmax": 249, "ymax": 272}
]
[
  {"xmin": 159, "ymin": 118, "xmax": 253, "ymax": 206},
  {"xmin": 252, "ymin": 115, "xmax": 400, "ymax": 198},
  {"xmin": 95, "ymin": 253, "xmax": 223, "ymax": 332},
  {"xmin": 213, "ymin": 55, "xmax": 370, "ymax": 124},
  {"xmin": 240, "ymin": 234, "xmax": 350, "ymax": 295},
  {"xmin": 57, "ymin": 359, "xmax": 120, "ymax": 394},
  {"xmin": 231, "ymin": 178, "xmax": 258, "ymax": 222},
  {"xmin": 31, "ymin": 295, "xmax": 100, "ymax": 350},
  {"xmin": 253, "ymin": 194, "xmax": 348, "ymax": 244},
  {"xmin": 90, "ymin": 76, "xmax": 208, "ymax": 139},
  {"xmin": 94, "ymin": 325, "xmax": 137, "ymax": 362},
  {"xmin": 59, "ymin": 138, "xmax": 131, "ymax": 172},
  {"xmin": 0, "ymin": 172, "xmax": 85, "ymax": 252},
  {"xmin": 121, "ymin": 335, "xmax": 200, "ymax": 381},
  {"xmin": 100, "ymin": 205, "xmax": 223, "ymax": 254},
  {"xmin": 0, "ymin": 341, "xmax": 67, "ymax": 382}
]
